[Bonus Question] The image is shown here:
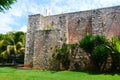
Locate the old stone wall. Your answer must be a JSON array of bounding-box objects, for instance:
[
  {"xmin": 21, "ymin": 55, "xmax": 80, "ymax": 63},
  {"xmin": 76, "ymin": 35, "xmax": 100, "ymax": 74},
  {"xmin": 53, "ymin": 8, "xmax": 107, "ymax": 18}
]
[
  {"xmin": 67, "ymin": 11, "xmax": 92, "ymax": 44},
  {"xmin": 24, "ymin": 14, "xmax": 42, "ymax": 67},
  {"xmin": 33, "ymin": 30, "xmax": 60, "ymax": 69},
  {"xmin": 25, "ymin": 6, "xmax": 120, "ymax": 70},
  {"xmin": 92, "ymin": 6, "xmax": 120, "ymax": 37},
  {"xmin": 69, "ymin": 46, "xmax": 91, "ymax": 70}
]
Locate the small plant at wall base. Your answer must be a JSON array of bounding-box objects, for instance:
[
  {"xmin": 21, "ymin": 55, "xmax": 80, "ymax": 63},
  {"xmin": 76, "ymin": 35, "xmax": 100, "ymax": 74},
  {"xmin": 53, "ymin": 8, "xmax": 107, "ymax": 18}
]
[
  {"xmin": 55, "ymin": 43, "xmax": 70, "ymax": 70},
  {"xmin": 53, "ymin": 43, "xmax": 78, "ymax": 70}
]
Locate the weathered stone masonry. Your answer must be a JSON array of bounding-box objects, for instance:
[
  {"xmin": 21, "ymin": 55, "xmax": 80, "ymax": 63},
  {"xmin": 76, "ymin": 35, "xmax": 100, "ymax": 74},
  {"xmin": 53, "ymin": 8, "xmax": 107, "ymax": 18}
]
[{"xmin": 24, "ymin": 6, "xmax": 120, "ymax": 70}]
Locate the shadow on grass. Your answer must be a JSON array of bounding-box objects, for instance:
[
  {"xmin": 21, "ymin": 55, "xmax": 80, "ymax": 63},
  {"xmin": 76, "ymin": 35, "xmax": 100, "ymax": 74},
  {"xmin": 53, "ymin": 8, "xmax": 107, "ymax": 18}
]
[
  {"xmin": 1, "ymin": 66, "xmax": 120, "ymax": 76},
  {"xmin": 71, "ymin": 69, "xmax": 120, "ymax": 76}
]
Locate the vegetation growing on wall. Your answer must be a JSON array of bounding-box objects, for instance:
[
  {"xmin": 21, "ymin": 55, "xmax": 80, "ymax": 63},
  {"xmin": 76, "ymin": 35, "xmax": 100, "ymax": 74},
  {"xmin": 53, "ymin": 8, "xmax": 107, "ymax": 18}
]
[
  {"xmin": 55, "ymin": 43, "xmax": 70, "ymax": 70},
  {"xmin": 43, "ymin": 24, "xmax": 52, "ymax": 30}
]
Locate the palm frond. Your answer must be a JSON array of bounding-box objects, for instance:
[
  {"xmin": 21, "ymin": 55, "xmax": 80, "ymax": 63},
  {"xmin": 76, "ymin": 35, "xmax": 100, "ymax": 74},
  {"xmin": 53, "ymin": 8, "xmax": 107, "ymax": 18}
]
[{"xmin": 1, "ymin": 50, "xmax": 7, "ymax": 59}]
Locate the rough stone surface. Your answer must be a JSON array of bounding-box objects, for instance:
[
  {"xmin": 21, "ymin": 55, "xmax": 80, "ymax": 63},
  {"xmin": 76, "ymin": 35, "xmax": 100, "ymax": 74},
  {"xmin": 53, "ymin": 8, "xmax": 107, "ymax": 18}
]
[
  {"xmin": 67, "ymin": 11, "xmax": 92, "ymax": 43},
  {"xmin": 25, "ymin": 6, "xmax": 120, "ymax": 70},
  {"xmin": 69, "ymin": 46, "xmax": 91, "ymax": 70},
  {"xmin": 33, "ymin": 30, "xmax": 60, "ymax": 69},
  {"xmin": 24, "ymin": 14, "xmax": 42, "ymax": 67}
]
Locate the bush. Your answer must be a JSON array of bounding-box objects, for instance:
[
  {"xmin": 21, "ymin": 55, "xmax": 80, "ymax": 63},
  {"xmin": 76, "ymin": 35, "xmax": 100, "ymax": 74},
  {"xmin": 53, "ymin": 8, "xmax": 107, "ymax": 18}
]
[
  {"xmin": 79, "ymin": 34, "xmax": 110, "ymax": 71},
  {"xmin": 55, "ymin": 43, "xmax": 70, "ymax": 70},
  {"xmin": 79, "ymin": 34, "xmax": 95, "ymax": 53},
  {"xmin": 94, "ymin": 35, "xmax": 108, "ymax": 46},
  {"xmin": 92, "ymin": 45, "xmax": 110, "ymax": 71},
  {"xmin": 107, "ymin": 37, "xmax": 120, "ymax": 72},
  {"xmin": 54, "ymin": 34, "xmax": 120, "ymax": 72},
  {"xmin": 54, "ymin": 43, "xmax": 80, "ymax": 70}
]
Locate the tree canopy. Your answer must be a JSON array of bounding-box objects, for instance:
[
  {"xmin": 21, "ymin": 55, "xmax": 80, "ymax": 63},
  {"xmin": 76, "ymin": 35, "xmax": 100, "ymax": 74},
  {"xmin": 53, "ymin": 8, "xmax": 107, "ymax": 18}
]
[
  {"xmin": 0, "ymin": 31, "xmax": 26, "ymax": 64},
  {"xmin": 0, "ymin": 0, "xmax": 17, "ymax": 12}
]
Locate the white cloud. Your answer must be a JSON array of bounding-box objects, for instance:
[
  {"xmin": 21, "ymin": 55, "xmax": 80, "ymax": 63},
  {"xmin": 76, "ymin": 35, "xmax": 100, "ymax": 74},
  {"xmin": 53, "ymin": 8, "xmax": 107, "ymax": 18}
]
[
  {"xmin": 0, "ymin": 13, "xmax": 16, "ymax": 33},
  {"xmin": 39, "ymin": 0, "xmax": 120, "ymax": 15},
  {"xmin": 0, "ymin": 26, "xmax": 12, "ymax": 34},
  {"xmin": 0, "ymin": 0, "xmax": 120, "ymax": 33},
  {"xmin": 0, "ymin": 0, "xmax": 40, "ymax": 34},
  {"xmin": 19, "ymin": 25, "xmax": 27, "ymax": 32}
]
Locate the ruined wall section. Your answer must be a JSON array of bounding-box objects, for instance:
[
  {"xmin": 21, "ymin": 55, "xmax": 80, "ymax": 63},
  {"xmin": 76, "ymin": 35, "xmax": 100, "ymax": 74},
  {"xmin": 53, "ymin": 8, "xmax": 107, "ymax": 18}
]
[
  {"xmin": 24, "ymin": 14, "xmax": 43, "ymax": 67},
  {"xmin": 25, "ymin": 6, "xmax": 120, "ymax": 70},
  {"xmin": 25, "ymin": 13, "xmax": 68, "ymax": 68},
  {"xmin": 29, "ymin": 14, "xmax": 68, "ymax": 69},
  {"xmin": 32, "ymin": 14, "xmax": 69, "ymax": 69},
  {"xmin": 92, "ymin": 6, "xmax": 120, "ymax": 37},
  {"xmin": 33, "ymin": 30, "xmax": 60, "ymax": 69},
  {"xmin": 67, "ymin": 11, "xmax": 92, "ymax": 44},
  {"xmin": 42, "ymin": 15, "xmax": 68, "ymax": 45}
]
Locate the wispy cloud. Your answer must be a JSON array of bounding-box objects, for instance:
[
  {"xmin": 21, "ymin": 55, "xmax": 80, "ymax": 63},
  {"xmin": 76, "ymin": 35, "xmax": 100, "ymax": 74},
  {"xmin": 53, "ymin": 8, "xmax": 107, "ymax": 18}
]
[
  {"xmin": 0, "ymin": 13, "xmax": 16, "ymax": 33},
  {"xmin": 0, "ymin": 0, "xmax": 119, "ymax": 33}
]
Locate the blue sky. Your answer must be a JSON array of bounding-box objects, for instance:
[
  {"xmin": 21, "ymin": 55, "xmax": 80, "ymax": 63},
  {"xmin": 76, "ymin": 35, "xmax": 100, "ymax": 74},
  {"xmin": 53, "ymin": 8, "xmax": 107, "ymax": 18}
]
[{"xmin": 0, "ymin": 0, "xmax": 120, "ymax": 33}]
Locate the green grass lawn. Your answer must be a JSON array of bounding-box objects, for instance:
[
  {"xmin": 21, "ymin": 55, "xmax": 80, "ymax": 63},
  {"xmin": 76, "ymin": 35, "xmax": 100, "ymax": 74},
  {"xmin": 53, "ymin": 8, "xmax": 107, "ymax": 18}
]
[{"xmin": 0, "ymin": 67, "xmax": 120, "ymax": 80}]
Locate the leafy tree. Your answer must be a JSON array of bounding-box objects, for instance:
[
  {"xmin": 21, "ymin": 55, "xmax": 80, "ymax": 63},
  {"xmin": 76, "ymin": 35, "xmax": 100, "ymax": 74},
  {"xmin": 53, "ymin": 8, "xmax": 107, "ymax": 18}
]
[{"xmin": 0, "ymin": 0, "xmax": 17, "ymax": 12}]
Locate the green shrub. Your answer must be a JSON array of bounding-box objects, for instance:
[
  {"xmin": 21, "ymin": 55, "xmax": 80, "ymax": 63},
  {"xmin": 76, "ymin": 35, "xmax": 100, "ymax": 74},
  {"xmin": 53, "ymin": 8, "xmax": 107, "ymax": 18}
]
[
  {"xmin": 92, "ymin": 45, "xmax": 110, "ymax": 71},
  {"xmin": 94, "ymin": 35, "xmax": 108, "ymax": 46},
  {"xmin": 79, "ymin": 34, "xmax": 110, "ymax": 71},
  {"xmin": 106, "ymin": 37, "xmax": 120, "ymax": 71},
  {"xmin": 55, "ymin": 43, "xmax": 70, "ymax": 70},
  {"xmin": 79, "ymin": 34, "xmax": 95, "ymax": 53},
  {"xmin": 54, "ymin": 33, "xmax": 120, "ymax": 72}
]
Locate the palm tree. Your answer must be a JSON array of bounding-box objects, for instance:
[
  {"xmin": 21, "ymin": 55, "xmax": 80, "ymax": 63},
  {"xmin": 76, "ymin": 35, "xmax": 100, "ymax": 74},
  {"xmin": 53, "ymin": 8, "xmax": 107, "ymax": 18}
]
[
  {"xmin": 0, "ymin": 0, "xmax": 17, "ymax": 12},
  {"xmin": 0, "ymin": 31, "xmax": 26, "ymax": 65}
]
